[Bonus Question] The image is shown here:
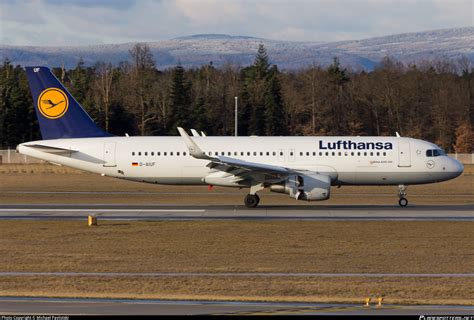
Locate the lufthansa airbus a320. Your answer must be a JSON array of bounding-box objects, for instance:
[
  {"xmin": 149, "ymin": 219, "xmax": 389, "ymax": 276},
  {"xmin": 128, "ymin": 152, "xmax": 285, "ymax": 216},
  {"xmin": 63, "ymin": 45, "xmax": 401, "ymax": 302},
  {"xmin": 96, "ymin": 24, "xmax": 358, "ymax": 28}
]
[{"xmin": 17, "ymin": 67, "xmax": 464, "ymax": 208}]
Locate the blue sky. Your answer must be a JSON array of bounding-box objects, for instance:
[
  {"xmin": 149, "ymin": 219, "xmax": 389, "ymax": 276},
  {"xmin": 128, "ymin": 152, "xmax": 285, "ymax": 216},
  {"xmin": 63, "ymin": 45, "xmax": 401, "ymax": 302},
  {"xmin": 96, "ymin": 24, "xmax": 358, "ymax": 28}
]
[{"xmin": 0, "ymin": 0, "xmax": 473, "ymax": 46}]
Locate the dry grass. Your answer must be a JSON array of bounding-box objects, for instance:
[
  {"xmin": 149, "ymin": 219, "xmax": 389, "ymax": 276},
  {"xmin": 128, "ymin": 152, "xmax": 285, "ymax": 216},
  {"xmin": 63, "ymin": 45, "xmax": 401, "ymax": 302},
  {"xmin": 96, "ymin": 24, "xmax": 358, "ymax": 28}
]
[
  {"xmin": 0, "ymin": 164, "xmax": 472, "ymax": 205},
  {"xmin": 0, "ymin": 220, "xmax": 473, "ymax": 304},
  {"xmin": 1, "ymin": 221, "xmax": 473, "ymax": 274}
]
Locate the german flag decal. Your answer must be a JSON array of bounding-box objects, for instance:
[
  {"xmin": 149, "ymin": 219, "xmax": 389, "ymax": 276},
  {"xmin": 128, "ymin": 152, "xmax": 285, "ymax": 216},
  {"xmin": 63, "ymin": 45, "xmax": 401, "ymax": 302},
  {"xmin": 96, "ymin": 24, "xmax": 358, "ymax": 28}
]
[{"xmin": 132, "ymin": 162, "xmax": 139, "ymax": 166}]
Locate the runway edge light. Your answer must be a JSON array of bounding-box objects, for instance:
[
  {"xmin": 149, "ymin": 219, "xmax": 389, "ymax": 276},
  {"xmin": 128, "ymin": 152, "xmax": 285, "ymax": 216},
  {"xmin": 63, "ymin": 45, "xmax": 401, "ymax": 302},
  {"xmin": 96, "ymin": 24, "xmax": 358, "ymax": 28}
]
[
  {"xmin": 364, "ymin": 297, "xmax": 371, "ymax": 307},
  {"xmin": 88, "ymin": 215, "xmax": 97, "ymax": 226},
  {"xmin": 377, "ymin": 297, "xmax": 383, "ymax": 307}
]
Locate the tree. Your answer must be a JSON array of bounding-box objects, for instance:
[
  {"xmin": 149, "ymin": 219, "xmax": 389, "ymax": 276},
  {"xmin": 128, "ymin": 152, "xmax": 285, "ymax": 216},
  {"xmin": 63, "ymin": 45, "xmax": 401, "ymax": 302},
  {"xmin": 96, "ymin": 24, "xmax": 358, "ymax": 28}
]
[
  {"xmin": 192, "ymin": 96, "xmax": 210, "ymax": 131},
  {"xmin": 168, "ymin": 65, "xmax": 192, "ymax": 133},
  {"xmin": 264, "ymin": 66, "xmax": 287, "ymax": 135},
  {"xmin": 128, "ymin": 43, "xmax": 158, "ymax": 135},
  {"xmin": 94, "ymin": 62, "xmax": 114, "ymax": 131},
  {"xmin": 453, "ymin": 121, "xmax": 473, "ymax": 153}
]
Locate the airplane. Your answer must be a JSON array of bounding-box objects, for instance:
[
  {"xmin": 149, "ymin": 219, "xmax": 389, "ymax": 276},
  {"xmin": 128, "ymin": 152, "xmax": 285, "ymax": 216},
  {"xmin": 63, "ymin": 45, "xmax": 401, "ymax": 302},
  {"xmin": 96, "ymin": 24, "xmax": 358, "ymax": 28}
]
[{"xmin": 17, "ymin": 66, "xmax": 464, "ymax": 208}]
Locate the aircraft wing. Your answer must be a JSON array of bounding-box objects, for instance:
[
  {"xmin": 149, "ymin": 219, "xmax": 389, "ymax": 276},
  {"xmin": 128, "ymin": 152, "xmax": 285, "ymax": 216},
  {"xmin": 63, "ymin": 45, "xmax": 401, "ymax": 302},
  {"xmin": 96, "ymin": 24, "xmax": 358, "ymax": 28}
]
[
  {"xmin": 22, "ymin": 144, "xmax": 78, "ymax": 155},
  {"xmin": 178, "ymin": 127, "xmax": 289, "ymax": 181}
]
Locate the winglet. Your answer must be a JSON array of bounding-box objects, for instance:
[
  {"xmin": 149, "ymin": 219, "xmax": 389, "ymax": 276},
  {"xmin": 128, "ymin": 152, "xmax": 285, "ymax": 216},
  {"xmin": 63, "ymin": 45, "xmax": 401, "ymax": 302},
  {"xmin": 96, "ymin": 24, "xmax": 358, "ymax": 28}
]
[{"xmin": 177, "ymin": 127, "xmax": 213, "ymax": 160}]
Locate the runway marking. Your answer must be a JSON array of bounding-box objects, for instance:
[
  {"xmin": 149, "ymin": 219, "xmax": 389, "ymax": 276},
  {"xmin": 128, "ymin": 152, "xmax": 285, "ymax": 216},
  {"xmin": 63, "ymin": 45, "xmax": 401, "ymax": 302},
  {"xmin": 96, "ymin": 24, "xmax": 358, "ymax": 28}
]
[
  {"xmin": 1, "ymin": 272, "xmax": 473, "ymax": 277},
  {"xmin": 0, "ymin": 209, "xmax": 205, "ymax": 212}
]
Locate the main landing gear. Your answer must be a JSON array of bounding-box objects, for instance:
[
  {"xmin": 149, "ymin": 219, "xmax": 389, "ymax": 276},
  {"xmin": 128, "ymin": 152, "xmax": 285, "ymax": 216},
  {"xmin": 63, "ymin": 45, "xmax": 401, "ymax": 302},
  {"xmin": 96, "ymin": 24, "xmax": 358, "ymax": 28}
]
[
  {"xmin": 244, "ymin": 183, "xmax": 264, "ymax": 208},
  {"xmin": 244, "ymin": 194, "xmax": 260, "ymax": 208},
  {"xmin": 398, "ymin": 184, "xmax": 408, "ymax": 207}
]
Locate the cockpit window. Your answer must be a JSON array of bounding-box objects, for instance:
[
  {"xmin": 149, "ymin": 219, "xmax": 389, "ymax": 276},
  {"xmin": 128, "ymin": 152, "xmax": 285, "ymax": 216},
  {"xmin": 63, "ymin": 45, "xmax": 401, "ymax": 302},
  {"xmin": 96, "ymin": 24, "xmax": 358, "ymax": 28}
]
[{"xmin": 426, "ymin": 149, "xmax": 446, "ymax": 157}]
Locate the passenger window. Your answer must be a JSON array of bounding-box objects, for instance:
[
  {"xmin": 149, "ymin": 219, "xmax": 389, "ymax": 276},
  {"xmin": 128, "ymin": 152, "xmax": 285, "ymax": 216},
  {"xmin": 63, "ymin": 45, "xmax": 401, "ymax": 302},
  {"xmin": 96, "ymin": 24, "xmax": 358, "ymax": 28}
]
[
  {"xmin": 290, "ymin": 152, "xmax": 294, "ymax": 156},
  {"xmin": 319, "ymin": 152, "xmax": 322, "ymax": 156},
  {"xmin": 313, "ymin": 152, "xmax": 316, "ymax": 156},
  {"xmin": 138, "ymin": 152, "xmax": 141, "ymax": 156},
  {"xmin": 299, "ymin": 152, "xmax": 303, "ymax": 156},
  {"xmin": 364, "ymin": 152, "xmax": 367, "ymax": 156},
  {"xmin": 132, "ymin": 152, "xmax": 135, "ymax": 156},
  {"xmin": 280, "ymin": 152, "xmax": 283, "ymax": 156},
  {"xmin": 273, "ymin": 152, "xmax": 276, "ymax": 156},
  {"xmin": 266, "ymin": 152, "xmax": 269, "ymax": 156},
  {"xmin": 228, "ymin": 152, "xmax": 231, "ymax": 156},
  {"xmin": 338, "ymin": 152, "xmax": 341, "ymax": 156},
  {"xmin": 325, "ymin": 152, "xmax": 329, "ymax": 156},
  {"xmin": 260, "ymin": 152, "xmax": 263, "ymax": 156},
  {"xmin": 177, "ymin": 152, "xmax": 180, "ymax": 156},
  {"xmin": 241, "ymin": 152, "xmax": 244, "ymax": 156},
  {"xmin": 351, "ymin": 152, "xmax": 354, "ymax": 156},
  {"xmin": 332, "ymin": 152, "xmax": 335, "ymax": 156},
  {"xmin": 164, "ymin": 152, "xmax": 167, "ymax": 156},
  {"xmin": 183, "ymin": 152, "xmax": 186, "ymax": 156},
  {"xmin": 247, "ymin": 152, "xmax": 250, "ymax": 156},
  {"xmin": 145, "ymin": 152, "xmax": 148, "ymax": 156},
  {"xmin": 151, "ymin": 152, "xmax": 154, "ymax": 156},
  {"xmin": 370, "ymin": 152, "xmax": 373, "ymax": 156},
  {"xmin": 383, "ymin": 152, "xmax": 386, "ymax": 156},
  {"xmin": 376, "ymin": 152, "xmax": 380, "ymax": 156},
  {"xmin": 357, "ymin": 152, "xmax": 360, "ymax": 156},
  {"xmin": 306, "ymin": 152, "xmax": 310, "ymax": 156},
  {"xmin": 170, "ymin": 152, "xmax": 173, "ymax": 156},
  {"xmin": 221, "ymin": 152, "xmax": 225, "ymax": 156}
]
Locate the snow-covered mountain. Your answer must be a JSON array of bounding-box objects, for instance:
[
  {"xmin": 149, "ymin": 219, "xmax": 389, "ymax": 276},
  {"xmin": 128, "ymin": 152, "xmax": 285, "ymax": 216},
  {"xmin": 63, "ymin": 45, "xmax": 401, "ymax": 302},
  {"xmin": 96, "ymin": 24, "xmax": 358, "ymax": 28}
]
[{"xmin": 1, "ymin": 27, "xmax": 473, "ymax": 70}]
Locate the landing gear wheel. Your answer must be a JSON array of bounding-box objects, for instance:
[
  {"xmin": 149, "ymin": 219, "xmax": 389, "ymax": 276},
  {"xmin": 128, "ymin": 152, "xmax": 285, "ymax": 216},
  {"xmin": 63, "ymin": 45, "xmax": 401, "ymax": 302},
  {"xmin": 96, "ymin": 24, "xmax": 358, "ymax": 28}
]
[
  {"xmin": 398, "ymin": 197, "xmax": 408, "ymax": 207},
  {"xmin": 244, "ymin": 194, "xmax": 260, "ymax": 208}
]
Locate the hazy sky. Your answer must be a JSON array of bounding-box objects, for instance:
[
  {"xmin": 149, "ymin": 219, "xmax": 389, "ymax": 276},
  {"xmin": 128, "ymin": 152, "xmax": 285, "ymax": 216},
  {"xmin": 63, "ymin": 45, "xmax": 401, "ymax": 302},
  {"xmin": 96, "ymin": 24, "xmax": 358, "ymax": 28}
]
[{"xmin": 1, "ymin": 0, "xmax": 473, "ymax": 46}]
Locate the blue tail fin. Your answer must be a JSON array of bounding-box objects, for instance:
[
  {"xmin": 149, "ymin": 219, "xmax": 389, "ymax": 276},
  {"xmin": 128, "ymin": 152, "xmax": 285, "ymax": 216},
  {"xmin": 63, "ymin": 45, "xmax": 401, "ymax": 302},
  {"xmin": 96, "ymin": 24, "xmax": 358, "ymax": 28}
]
[{"xmin": 25, "ymin": 66, "xmax": 111, "ymax": 140}]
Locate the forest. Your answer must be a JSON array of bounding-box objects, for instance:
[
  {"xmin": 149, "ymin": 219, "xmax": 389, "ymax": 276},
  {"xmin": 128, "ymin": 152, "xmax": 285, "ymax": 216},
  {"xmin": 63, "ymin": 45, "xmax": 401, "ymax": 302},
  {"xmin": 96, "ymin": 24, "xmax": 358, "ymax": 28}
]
[{"xmin": 0, "ymin": 43, "xmax": 472, "ymax": 152}]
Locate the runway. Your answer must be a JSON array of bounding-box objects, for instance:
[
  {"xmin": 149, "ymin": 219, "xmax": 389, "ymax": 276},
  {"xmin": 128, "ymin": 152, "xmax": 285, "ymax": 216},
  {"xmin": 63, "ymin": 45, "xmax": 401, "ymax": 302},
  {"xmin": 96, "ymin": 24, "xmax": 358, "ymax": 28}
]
[
  {"xmin": 1, "ymin": 297, "xmax": 473, "ymax": 315},
  {"xmin": 0, "ymin": 204, "xmax": 472, "ymax": 221}
]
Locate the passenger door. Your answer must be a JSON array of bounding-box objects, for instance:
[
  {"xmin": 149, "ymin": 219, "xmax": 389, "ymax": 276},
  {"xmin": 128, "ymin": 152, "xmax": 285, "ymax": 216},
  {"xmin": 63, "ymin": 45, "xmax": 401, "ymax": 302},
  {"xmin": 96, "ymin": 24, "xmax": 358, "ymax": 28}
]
[{"xmin": 398, "ymin": 141, "xmax": 411, "ymax": 167}]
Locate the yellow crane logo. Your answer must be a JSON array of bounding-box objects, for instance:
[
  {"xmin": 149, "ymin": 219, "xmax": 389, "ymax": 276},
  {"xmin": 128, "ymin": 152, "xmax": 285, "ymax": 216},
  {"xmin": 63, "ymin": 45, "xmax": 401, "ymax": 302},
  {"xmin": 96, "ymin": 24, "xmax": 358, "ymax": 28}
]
[{"xmin": 38, "ymin": 88, "xmax": 69, "ymax": 119}]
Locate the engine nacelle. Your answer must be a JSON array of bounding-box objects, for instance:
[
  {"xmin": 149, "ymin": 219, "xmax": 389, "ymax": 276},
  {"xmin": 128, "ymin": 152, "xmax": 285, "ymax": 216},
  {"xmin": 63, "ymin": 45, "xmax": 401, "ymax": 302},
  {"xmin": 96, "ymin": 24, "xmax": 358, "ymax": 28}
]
[{"xmin": 270, "ymin": 172, "xmax": 331, "ymax": 201}]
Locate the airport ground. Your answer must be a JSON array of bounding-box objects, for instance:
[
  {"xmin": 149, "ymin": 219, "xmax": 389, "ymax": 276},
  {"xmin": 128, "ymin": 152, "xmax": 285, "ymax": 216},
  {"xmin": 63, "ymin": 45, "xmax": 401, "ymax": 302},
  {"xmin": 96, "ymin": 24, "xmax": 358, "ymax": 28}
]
[
  {"xmin": 0, "ymin": 164, "xmax": 472, "ymax": 205},
  {"xmin": 0, "ymin": 164, "xmax": 473, "ymax": 311}
]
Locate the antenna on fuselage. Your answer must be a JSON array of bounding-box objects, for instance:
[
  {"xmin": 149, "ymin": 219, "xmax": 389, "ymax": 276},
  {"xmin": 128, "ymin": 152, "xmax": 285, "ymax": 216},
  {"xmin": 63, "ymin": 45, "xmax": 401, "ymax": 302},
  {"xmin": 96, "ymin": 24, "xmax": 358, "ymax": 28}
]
[{"xmin": 395, "ymin": 132, "xmax": 401, "ymax": 137}]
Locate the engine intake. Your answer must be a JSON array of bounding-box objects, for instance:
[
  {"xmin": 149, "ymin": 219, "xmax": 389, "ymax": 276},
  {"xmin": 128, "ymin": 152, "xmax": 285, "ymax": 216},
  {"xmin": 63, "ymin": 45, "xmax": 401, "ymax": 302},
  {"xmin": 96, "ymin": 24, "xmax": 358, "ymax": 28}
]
[{"xmin": 270, "ymin": 172, "xmax": 331, "ymax": 201}]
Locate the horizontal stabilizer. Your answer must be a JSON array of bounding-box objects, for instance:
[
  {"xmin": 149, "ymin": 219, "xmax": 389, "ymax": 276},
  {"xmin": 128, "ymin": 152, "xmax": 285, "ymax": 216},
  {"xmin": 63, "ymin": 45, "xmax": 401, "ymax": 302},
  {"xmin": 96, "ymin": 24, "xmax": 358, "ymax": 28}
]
[{"xmin": 23, "ymin": 144, "xmax": 78, "ymax": 154}]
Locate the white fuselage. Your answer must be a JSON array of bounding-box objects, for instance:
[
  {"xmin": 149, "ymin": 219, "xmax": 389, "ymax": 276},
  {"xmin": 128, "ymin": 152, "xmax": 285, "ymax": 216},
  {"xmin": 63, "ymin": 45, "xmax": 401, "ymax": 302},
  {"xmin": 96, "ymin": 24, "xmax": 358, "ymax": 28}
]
[{"xmin": 18, "ymin": 136, "xmax": 463, "ymax": 187}]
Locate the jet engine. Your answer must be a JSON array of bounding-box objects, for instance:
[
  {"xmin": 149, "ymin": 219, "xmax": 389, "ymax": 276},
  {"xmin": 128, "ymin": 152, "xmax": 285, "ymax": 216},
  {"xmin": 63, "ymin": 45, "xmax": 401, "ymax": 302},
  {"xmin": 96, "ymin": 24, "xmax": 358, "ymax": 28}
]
[{"xmin": 270, "ymin": 172, "xmax": 331, "ymax": 201}]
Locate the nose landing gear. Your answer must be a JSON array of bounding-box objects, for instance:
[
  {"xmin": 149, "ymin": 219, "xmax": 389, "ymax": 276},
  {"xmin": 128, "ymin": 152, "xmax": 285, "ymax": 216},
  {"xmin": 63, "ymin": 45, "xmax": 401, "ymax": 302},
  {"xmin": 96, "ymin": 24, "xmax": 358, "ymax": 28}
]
[{"xmin": 398, "ymin": 184, "xmax": 408, "ymax": 207}]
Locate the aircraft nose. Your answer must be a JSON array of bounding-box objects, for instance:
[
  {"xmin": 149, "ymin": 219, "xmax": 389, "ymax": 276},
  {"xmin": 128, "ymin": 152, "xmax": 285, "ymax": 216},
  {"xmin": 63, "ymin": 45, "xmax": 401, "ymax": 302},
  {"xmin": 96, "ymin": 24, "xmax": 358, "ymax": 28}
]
[{"xmin": 450, "ymin": 158, "xmax": 464, "ymax": 178}]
